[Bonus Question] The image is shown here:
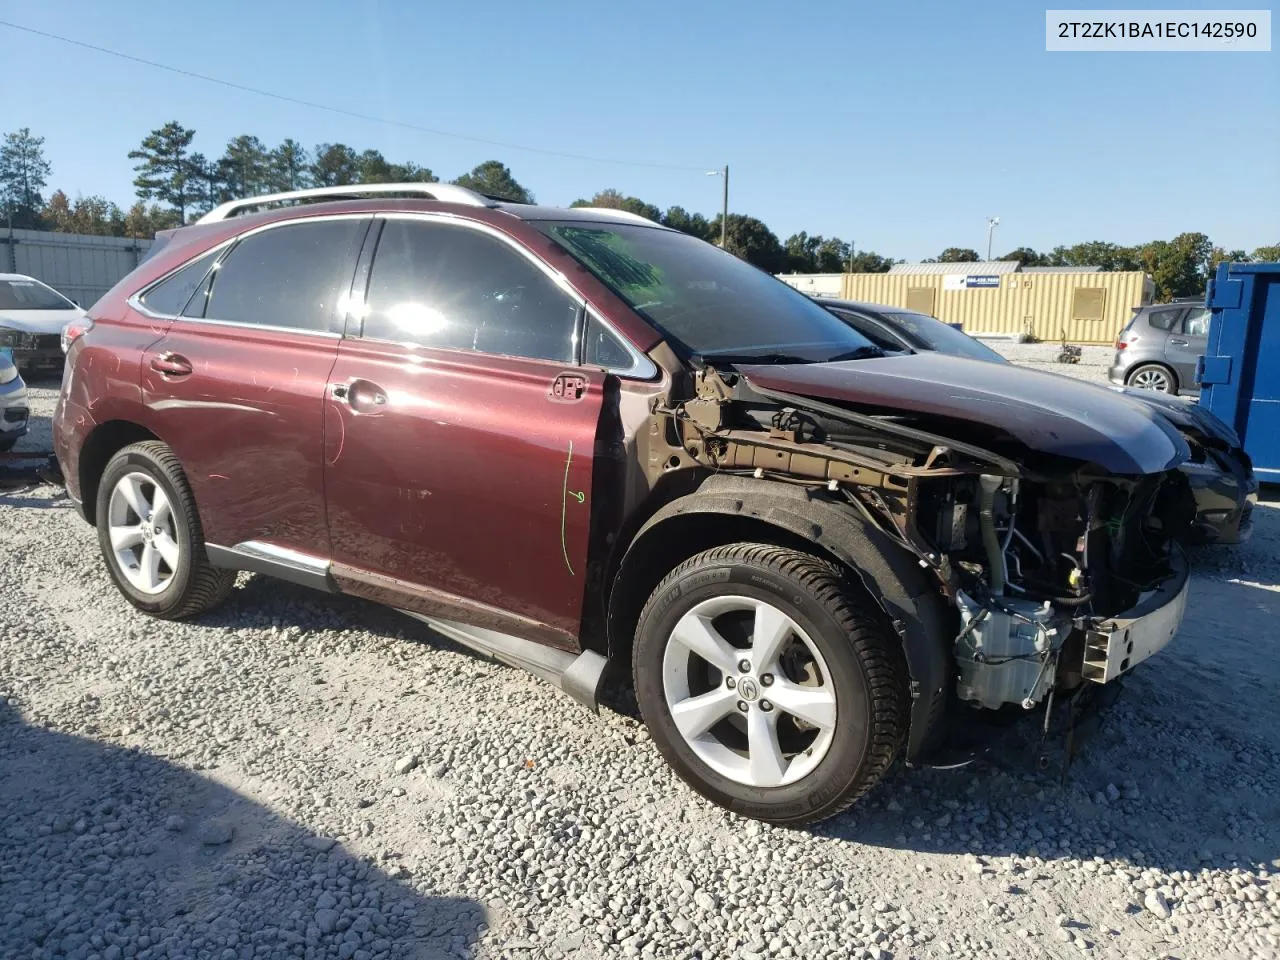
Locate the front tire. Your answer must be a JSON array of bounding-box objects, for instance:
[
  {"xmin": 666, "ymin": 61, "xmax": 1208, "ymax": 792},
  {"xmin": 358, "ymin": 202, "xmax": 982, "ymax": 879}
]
[
  {"xmin": 633, "ymin": 543, "xmax": 910, "ymax": 826},
  {"xmin": 95, "ymin": 441, "xmax": 235, "ymax": 619}
]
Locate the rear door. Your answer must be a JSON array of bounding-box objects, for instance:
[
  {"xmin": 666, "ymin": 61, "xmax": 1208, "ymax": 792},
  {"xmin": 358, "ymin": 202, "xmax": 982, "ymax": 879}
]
[
  {"xmin": 139, "ymin": 216, "xmax": 369, "ymax": 554},
  {"xmin": 1167, "ymin": 307, "xmax": 1210, "ymax": 391},
  {"xmin": 323, "ymin": 215, "xmax": 606, "ymax": 646}
]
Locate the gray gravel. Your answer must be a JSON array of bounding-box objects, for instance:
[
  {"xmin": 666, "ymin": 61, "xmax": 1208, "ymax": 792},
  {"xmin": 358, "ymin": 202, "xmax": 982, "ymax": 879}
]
[{"xmin": 3, "ymin": 369, "xmax": 1279, "ymax": 960}]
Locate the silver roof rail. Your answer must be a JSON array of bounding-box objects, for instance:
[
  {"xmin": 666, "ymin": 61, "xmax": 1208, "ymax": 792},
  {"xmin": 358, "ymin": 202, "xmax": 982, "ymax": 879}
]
[
  {"xmin": 576, "ymin": 207, "xmax": 661, "ymax": 226},
  {"xmin": 194, "ymin": 182, "xmax": 498, "ymax": 225}
]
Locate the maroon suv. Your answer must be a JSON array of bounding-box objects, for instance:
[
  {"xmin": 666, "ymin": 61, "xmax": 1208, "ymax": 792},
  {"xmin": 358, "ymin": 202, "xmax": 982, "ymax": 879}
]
[{"xmin": 56, "ymin": 184, "xmax": 1195, "ymax": 824}]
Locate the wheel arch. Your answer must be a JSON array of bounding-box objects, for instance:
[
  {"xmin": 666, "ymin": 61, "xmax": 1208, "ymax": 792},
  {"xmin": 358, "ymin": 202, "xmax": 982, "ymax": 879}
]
[
  {"xmin": 77, "ymin": 420, "xmax": 161, "ymax": 525},
  {"xmin": 606, "ymin": 473, "xmax": 953, "ymax": 760}
]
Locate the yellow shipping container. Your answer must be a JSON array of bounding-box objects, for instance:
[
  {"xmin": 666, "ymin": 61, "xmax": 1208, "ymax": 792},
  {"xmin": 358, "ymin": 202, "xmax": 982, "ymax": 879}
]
[{"xmin": 838, "ymin": 271, "xmax": 1154, "ymax": 344}]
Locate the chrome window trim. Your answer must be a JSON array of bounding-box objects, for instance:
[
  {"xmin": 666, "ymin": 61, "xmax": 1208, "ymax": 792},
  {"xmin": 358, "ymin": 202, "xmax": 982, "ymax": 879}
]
[
  {"xmin": 366, "ymin": 212, "xmax": 657, "ymax": 380},
  {"xmin": 127, "ymin": 213, "xmax": 371, "ymax": 338}
]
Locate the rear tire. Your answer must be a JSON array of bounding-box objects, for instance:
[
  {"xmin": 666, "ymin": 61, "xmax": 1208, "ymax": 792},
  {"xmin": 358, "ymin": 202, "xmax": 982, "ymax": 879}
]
[
  {"xmin": 1127, "ymin": 363, "xmax": 1177, "ymax": 394},
  {"xmin": 95, "ymin": 441, "xmax": 236, "ymax": 619},
  {"xmin": 633, "ymin": 543, "xmax": 910, "ymax": 826}
]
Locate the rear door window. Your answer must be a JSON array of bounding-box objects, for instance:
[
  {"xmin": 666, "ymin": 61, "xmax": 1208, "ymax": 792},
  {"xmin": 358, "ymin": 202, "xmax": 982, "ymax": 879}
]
[
  {"xmin": 361, "ymin": 218, "xmax": 580, "ymax": 363},
  {"xmin": 193, "ymin": 219, "xmax": 366, "ymax": 332},
  {"xmin": 1182, "ymin": 308, "xmax": 1210, "ymax": 337}
]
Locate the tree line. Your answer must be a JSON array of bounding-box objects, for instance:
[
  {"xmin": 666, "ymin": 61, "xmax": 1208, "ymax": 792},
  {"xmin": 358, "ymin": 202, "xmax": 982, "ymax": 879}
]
[{"xmin": 2, "ymin": 124, "xmax": 1277, "ymax": 301}]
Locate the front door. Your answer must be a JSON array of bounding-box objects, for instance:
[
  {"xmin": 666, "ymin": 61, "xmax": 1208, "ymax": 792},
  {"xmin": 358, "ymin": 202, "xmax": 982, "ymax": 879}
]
[
  {"xmin": 140, "ymin": 216, "xmax": 368, "ymax": 553},
  {"xmin": 323, "ymin": 216, "xmax": 605, "ymax": 646},
  {"xmin": 1167, "ymin": 306, "xmax": 1210, "ymax": 391}
]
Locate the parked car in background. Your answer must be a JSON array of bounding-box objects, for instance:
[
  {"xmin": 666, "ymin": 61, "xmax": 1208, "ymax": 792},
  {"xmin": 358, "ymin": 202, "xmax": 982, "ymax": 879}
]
[
  {"xmin": 820, "ymin": 298, "xmax": 1256, "ymax": 544},
  {"xmin": 56, "ymin": 184, "xmax": 1199, "ymax": 825},
  {"xmin": 0, "ymin": 351, "xmax": 30, "ymax": 452},
  {"xmin": 1108, "ymin": 302, "xmax": 1210, "ymax": 396},
  {"xmin": 0, "ymin": 273, "xmax": 87, "ymax": 377}
]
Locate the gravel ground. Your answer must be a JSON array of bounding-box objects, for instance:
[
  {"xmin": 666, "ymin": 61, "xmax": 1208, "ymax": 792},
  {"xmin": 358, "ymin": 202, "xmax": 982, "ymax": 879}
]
[
  {"xmin": 3, "ymin": 363, "xmax": 1278, "ymax": 960},
  {"xmin": 985, "ymin": 342, "xmax": 1116, "ymax": 386}
]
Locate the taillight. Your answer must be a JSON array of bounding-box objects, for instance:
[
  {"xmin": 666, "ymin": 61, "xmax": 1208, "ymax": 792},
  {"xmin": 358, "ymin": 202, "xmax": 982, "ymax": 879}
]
[
  {"xmin": 61, "ymin": 318, "xmax": 93, "ymax": 354},
  {"xmin": 1114, "ymin": 340, "xmax": 1127, "ymax": 350}
]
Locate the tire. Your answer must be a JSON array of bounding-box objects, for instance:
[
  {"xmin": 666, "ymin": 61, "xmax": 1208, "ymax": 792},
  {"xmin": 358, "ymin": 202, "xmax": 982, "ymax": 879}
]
[
  {"xmin": 633, "ymin": 543, "xmax": 910, "ymax": 826},
  {"xmin": 1126, "ymin": 363, "xmax": 1177, "ymax": 394},
  {"xmin": 95, "ymin": 440, "xmax": 236, "ymax": 619}
]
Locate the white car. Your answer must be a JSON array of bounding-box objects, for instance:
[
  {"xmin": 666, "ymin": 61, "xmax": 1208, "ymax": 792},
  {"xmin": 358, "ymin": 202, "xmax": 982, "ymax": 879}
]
[
  {"xmin": 0, "ymin": 350, "xmax": 29, "ymax": 452},
  {"xmin": 0, "ymin": 273, "xmax": 87, "ymax": 376}
]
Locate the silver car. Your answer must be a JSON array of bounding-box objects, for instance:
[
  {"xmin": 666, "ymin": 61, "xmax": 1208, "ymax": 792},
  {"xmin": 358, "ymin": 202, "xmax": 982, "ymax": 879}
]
[
  {"xmin": 0, "ymin": 350, "xmax": 29, "ymax": 452},
  {"xmin": 1108, "ymin": 303, "xmax": 1210, "ymax": 395}
]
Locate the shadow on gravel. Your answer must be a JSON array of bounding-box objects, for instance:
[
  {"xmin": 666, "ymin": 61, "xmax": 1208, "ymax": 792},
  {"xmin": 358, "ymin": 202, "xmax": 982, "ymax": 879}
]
[
  {"xmin": 0, "ymin": 492, "xmax": 73, "ymax": 510},
  {"xmin": 0, "ymin": 696, "xmax": 485, "ymax": 960}
]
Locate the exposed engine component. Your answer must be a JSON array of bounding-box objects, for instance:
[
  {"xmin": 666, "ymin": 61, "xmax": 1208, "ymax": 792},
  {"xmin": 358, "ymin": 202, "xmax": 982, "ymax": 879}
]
[{"xmin": 954, "ymin": 592, "xmax": 1062, "ymax": 710}]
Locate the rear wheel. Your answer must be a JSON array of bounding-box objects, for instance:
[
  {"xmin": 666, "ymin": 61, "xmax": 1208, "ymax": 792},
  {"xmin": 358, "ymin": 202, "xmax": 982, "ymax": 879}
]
[
  {"xmin": 633, "ymin": 543, "xmax": 910, "ymax": 826},
  {"xmin": 95, "ymin": 441, "xmax": 235, "ymax": 619},
  {"xmin": 1127, "ymin": 363, "xmax": 1177, "ymax": 394}
]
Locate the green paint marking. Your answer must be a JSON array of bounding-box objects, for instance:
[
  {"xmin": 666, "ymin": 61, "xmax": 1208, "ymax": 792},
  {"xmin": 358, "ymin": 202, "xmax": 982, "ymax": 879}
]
[
  {"xmin": 570, "ymin": 490, "xmax": 585, "ymax": 503},
  {"xmin": 560, "ymin": 440, "xmax": 575, "ymax": 576}
]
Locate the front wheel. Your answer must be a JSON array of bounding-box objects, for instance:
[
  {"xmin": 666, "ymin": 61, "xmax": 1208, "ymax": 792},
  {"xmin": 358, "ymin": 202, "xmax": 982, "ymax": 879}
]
[
  {"xmin": 633, "ymin": 543, "xmax": 910, "ymax": 826},
  {"xmin": 95, "ymin": 441, "xmax": 236, "ymax": 619}
]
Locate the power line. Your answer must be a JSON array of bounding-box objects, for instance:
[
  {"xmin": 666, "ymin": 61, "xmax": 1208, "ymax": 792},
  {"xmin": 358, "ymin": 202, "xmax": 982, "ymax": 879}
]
[{"xmin": 0, "ymin": 19, "xmax": 709, "ymax": 173}]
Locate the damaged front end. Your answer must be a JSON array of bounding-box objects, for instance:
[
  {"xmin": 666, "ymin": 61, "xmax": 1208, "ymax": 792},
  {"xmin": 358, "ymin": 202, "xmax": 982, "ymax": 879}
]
[{"xmin": 652, "ymin": 362, "xmax": 1194, "ymax": 729}]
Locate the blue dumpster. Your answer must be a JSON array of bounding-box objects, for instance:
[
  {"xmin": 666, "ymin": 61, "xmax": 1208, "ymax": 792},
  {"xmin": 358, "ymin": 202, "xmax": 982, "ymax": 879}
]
[{"xmin": 1197, "ymin": 262, "xmax": 1280, "ymax": 481}]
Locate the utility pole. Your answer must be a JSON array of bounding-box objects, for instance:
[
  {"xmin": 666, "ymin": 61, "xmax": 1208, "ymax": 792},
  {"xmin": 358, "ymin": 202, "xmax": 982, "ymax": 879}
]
[
  {"xmin": 720, "ymin": 165, "xmax": 729, "ymax": 248},
  {"xmin": 848, "ymin": 239, "xmax": 856, "ymax": 273},
  {"xmin": 708, "ymin": 166, "xmax": 729, "ymax": 248}
]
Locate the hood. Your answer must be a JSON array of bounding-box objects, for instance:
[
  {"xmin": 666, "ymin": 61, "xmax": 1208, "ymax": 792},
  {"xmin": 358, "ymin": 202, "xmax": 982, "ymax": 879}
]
[
  {"xmin": 0, "ymin": 308, "xmax": 83, "ymax": 336},
  {"xmin": 739, "ymin": 352, "xmax": 1189, "ymax": 475},
  {"xmin": 1106, "ymin": 384, "xmax": 1241, "ymax": 449}
]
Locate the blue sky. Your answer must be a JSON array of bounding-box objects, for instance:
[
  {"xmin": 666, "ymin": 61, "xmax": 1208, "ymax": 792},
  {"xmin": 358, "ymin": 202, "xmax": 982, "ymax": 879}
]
[{"xmin": 3, "ymin": 0, "xmax": 1276, "ymax": 260}]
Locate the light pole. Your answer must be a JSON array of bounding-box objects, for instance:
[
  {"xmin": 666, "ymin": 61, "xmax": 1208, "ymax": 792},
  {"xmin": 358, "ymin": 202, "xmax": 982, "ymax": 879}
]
[
  {"xmin": 707, "ymin": 166, "xmax": 729, "ymax": 247},
  {"xmin": 848, "ymin": 239, "xmax": 856, "ymax": 273},
  {"xmin": 985, "ymin": 216, "xmax": 1000, "ymax": 261}
]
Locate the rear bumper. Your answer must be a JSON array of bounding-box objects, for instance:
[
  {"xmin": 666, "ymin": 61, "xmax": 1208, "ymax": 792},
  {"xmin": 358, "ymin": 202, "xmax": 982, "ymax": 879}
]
[{"xmin": 1107, "ymin": 349, "xmax": 1135, "ymax": 385}]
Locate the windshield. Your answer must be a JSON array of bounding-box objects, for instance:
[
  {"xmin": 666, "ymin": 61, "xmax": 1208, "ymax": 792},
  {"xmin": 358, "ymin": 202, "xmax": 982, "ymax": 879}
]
[
  {"xmin": 538, "ymin": 222, "xmax": 877, "ymax": 363},
  {"xmin": 0, "ymin": 278, "xmax": 75, "ymax": 311},
  {"xmin": 882, "ymin": 311, "xmax": 1007, "ymax": 363}
]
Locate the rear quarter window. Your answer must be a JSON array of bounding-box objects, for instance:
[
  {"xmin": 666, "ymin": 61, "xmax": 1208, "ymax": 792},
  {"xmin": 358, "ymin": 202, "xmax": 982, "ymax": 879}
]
[
  {"xmin": 1145, "ymin": 307, "xmax": 1183, "ymax": 332},
  {"xmin": 138, "ymin": 249, "xmax": 221, "ymax": 316}
]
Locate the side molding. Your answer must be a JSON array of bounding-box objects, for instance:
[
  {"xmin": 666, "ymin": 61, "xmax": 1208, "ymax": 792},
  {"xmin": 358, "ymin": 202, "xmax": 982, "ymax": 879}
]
[
  {"xmin": 398, "ymin": 610, "xmax": 608, "ymax": 711},
  {"xmin": 205, "ymin": 541, "xmax": 338, "ymax": 593}
]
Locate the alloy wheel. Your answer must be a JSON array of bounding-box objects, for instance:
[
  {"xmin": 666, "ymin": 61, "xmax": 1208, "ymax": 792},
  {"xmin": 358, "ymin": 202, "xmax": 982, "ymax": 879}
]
[
  {"xmin": 661, "ymin": 595, "xmax": 837, "ymax": 788},
  {"xmin": 107, "ymin": 471, "xmax": 180, "ymax": 595},
  {"xmin": 1131, "ymin": 367, "xmax": 1173, "ymax": 392}
]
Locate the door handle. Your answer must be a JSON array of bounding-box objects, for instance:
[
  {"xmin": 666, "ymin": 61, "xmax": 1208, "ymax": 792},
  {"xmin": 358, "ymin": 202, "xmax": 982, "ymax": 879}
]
[
  {"xmin": 331, "ymin": 379, "xmax": 387, "ymax": 412},
  {"xmin": 1169, "ymin": 338, "xmax": 1189, "ymax": 346},
  {"xmin": 150, "ymin": 353, "xmax": 192, "ymax": 377}
]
